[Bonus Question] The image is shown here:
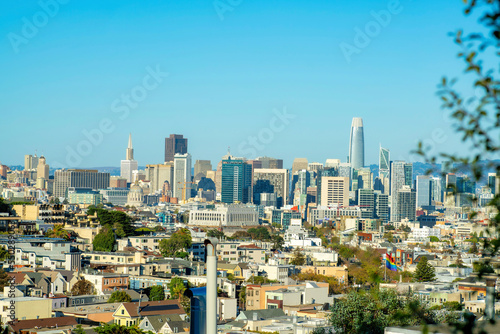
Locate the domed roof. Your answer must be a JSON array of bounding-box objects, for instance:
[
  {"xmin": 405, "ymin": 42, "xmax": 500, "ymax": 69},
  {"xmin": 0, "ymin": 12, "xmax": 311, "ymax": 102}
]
[{"xmin": 129, "ymin": 183, "xmax": 143, "ymax": 194}]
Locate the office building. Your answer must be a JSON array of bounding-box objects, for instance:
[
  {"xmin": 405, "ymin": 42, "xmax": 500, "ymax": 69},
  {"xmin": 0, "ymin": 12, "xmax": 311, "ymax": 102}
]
[
  {"xmin": 24, "ymin": 154, "xmax": 39, "ymax": 170},
  {"xmin": 194, "ymin": 160, "xmax": 212, "ymax": 179},
  {"xmin": 317, "ymin": 168, "xmax": 338, "ymax": 205},
  {"xmin": 164, "ymin": 134, "xmax": 187, "ymax": 163},
  {"xmin": 320, "ymin": 176, "xmax": 349, "ymax": 207},
  {"xmin": 374, "ymin": 190, "xmax": 389, "ymax": 223},
  {"xmin": 357, "ymin": 188, "xmax": 375, "ymax": 219},
  {"xmin": 390, "ymin": 161, "xmax": 413, "ymax": 222},
  {"xmin": 379, "ymin": 146, "xmax": 390, "ymax": 179},
  {"xmin": 120, "ymin": 133, "xmax": 138, "ymax": 183},
  {"xmin": 291, "ymin": 158, "xmax": 308, "ymax": 176},
  {"xmin": 67, "ymin": 187, "xmax": 103, "ymax": 206},
  {"xmin": 110, "ymin": 176, "xmax": 128, "ymax": 189},
  {"xmin": 173, "ymin": 153, "xmax": 192, "ymax": 201},
  {"xmin": 253, "ymin": 168, "xmax": 289, "ymax": 207},
  {"xmin": 100, "ymin": 188, "xmax": 129, "ymax": 206},
  {"xmin": 488, "ymin": 172, "xmax": 500, "ymax": 195},
  {"xmin": 221, "ymin": 157, "xmax": 252, "ymax": 204},
  {"xmin": 394, "ymin": 185, "xmax": 416, "ymax": 222},
  {"xmin": 430, "ymin": 177, "xmax": 442, "ymax": 204},
  {"xmin": 36, "ymin": 156, "xmax": 49, "ymax": 180},
  {"xmin": 256, "ymin": 157, "xmax": 283, "ymax": 169},
  {"xmin": 308, "ymin": 162, "xmax": 323, "ymax": 172},
  {"xmin": 146, "ymin": 163, "xmax": 174, "ymax": 194},
  {"xmin": 189, "ymin": 204, "xmax": 259, "ymax": 227},
  {"xmin": 54, "ymin": 169, "xmax": 110, "ymax": 198},
  {"xmin": 356, "ymin": 168, "xmax": 372, "ymax": 190},
  {"xmin": 416, "ymin": 175, "xmax": 432, "ymax": 208},
  {"xmin": 348, "ymin": 117, "xmax": 364, "ymax": 170}
]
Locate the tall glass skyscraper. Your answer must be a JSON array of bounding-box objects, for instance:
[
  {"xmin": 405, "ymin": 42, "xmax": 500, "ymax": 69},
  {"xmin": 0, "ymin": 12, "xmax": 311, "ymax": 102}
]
[
  {"xmin": 221, "ymin": 158, "xmax": 252, "ymax": 204},
  {"xmin": 349, "ymin": 117, "xmax": 364, "ymax": 170},
  {"xmin": 379, "ymin": 146, "xmax": 390, "ymax": 179}
]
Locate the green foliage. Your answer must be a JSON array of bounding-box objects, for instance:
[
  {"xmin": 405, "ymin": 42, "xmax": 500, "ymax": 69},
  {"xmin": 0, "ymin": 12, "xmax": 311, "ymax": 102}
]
[
  {"xmin": 338, "ymin": 246, "xmax": 355, "ymax": 260},
  {"xmin": 72, "ymin": 324, "xmax": 86, "ymax": 334},
  {"xmin": 207, "ymin": 229, "xmax": 225, "ymax": 239},
  {"xmin": 328, "ymin": 289, "xmax": 443, "ymax": 334},
  {"xmin": 414, "ymin": 257, "xmax": 436, "ymax": 282},
  {"xmin": 108, "ymin": 290, "xmax": 132, "ymax": 303},
  {"xmin": 246, "ymin": 275, "xmax": 278, "ymax": 285},
  {"xmin": 0, "ymin": 247, "xmax": 10, "ymax": 261},
  {"xmin": 168, "ymin": 277, "xmax": 186, "ymax": 300},
  {"xmin": 93, "ymin": 208, "xmax": 134, "ymax": 237},
  {"xmin": 290, "ymin": 248, "xmax": 306, "ymax": 266},
  {"xmin": 92, "ymin": 227, "xmax": 116, "ymax": 252},
  {"xmin": 229, "ymin": 230, "xmax": 251, "ymax": 239},
  {"xmin": 443, "ymin": 301, "xmax": 463, "ymax": 311},
  {"xmin": 159, "ymin": 229, "xmax": 192, "ymax": 257},
  {"xmin": 0, "ymin": 198, "xmax": 12, "ymax": 215},
  {"xmin": 46, "ymin": 224, "xmax": 72, "ymax": 241},
  {"xmin": 149, "ymin": 285, "xmax": 165, "ymax": 301},
  {"xmin": 383, "ymin": 232, "xmax": 394, "ymax": 243},
  {"xmin": 238, "ymin": 286, "xmax": 246, "ymax": 310},
  {"xmin": 429, "ymin": 236, "xmax": 440, "ymax": 242},
  {"xmin": 347, "ymin": 247, "xmax": 384, "ymax": 286},
  {"xmin": 71, "ymin": 279, "xmax": 93, "ymax": 296},
  {"xmin": 400, "ymin": 225, "xmax": 412, "ymax": 233},
  {"xmin": 94, "ymin": 324, "xmax": 150, "ymax": 334},
  {"xmin": 271, "ymin": 234, "xmax": 284, "ymax": 250},
  {"xmin": 247, "ymin": 227, "xmax": 271, "ymax": 241},
  {"xmin": 292, "ymin": 270, "xmax": 344, "ymax": 295},
  {"xmin": 385, "ymin": 224, "xmax": 395, "ymax": 231},
  {"xmin": 472, "ymin": 261, "xmax": 494, "ymax": 274},
  {"xmin": 0, "ymin": 268, "xmax": 10, "ymax": 290}
]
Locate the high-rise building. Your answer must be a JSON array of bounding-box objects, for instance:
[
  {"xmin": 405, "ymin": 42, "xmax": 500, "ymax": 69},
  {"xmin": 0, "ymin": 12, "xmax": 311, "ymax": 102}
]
[
  {"xmin": 416, "ymin": 175, "xmax": 431, "ymax": 208},
  {"xmin": 110, "ymin": 176, "xmax": 128, "ymax": 189},
  {"xmin": 164, "ymin": 134, "xmax": 188, "ymax": 163},
  {"xmin": 379, "ymin": 146, "xmax": 390, "ymax": 179},
  {"xmin": 173, "ymin": 153, "xmax": 192, "ymax": 201},
  {"xmin": 374, "ymin": 190, "xmax": 389, "ymax": 223},
  {"xmin": 430, "ymin": 177, "xmax": 442, "ymax": 204},
  {"xmin": 356, "ymin": 168, "xmax": 372, "ymax": 190},
  {"xmin": 291, "ymin": 158, "xmax": 308, "ymax": 176},
  {"xmin": 120, "ymin": 133, "xmax": 138, "ymax": 183},
  {"xmin": 320, "ymin": 176, "xmax": 349, "ymax": 207},
  {"xmin": 390, "ymin": 161, "xmax": 413, "ymax": 222},
  {"xmin": 394, "ymin": 185, "xmax": 416, "ymax": 222},
  {"xmin": 146, "ymin": 163, "xmax": 174, "ymax": 194},
  {"xmin": 256, "ymin": 157, "xmax": 283, "ymax": 169},
  {"xmin": 194, "ymin": 160, "xmax": 212, "ymax": 179},
  {"xmin": 325, "ymin": 159, "xmax": 341, "ymax": 168},
  {"xmin": 24, "ymin": 154, "xmax": 39, "ymax": 170},
  {"xmin": 317, "ymin": 168, "xmax": 338, "ymax": 205},
  {"xmin": 253, "ymin": 168, "xmax": 289, "ymax": 208},
  {"xmin": 308, "ymin": 162, "xmax": 324, "ymax": 172},
  {"xmin": 54, "ymin": 169, "xmax": 110, "ymax": 198},
  {"xmin": 488, "ymin": 172, "xmax": 500, "ymax": 195},
  {"xmin": 37, "ymin": 156, "xmax": 49, "ymax": 180},
  {"xmin": 357, "ymin": 188, "xmax": 375, "ymax": 219},
  {"xmin": 221, "ymin": 157, "xmax": 252, "ymax": 204},
  {"xmin": 348, "ymin": 117, "xmax": 364, "ymax": 170}
]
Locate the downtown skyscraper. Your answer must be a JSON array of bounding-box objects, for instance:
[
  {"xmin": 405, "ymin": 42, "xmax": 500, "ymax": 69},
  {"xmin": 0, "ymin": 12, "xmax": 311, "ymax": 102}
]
[
  {"xmin": 348, "ymin": 117, "xmax": 364, "ymax": 170},
  {"xmin": 120, "ymin": 133, "xmax": 138, "ymax": 183},
  {"xmin": 164, "ymin": 134, "xmax": 188, "ymax": 163},
  {"xmin": 379, "ymin": 146, "xmax": 390, "ymax": 178}
]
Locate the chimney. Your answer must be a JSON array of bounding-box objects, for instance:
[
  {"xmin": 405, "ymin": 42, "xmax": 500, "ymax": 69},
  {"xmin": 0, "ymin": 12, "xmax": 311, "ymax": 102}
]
[
  {"xmin": 205, "ymin": 238, "xmax": 218, "ymax": 334},
  {"xmin": 486, "ymin": 277, "xmax": 496, "ymax": 321}
]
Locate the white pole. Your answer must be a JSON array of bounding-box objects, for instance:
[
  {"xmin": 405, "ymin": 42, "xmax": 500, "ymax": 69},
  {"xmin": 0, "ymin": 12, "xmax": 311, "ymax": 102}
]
[{"xmin": 206, "ymin": 238, "xmax": 218, "ymax": 334}]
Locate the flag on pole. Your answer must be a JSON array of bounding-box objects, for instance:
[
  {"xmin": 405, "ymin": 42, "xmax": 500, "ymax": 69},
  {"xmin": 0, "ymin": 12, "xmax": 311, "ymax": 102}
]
[{"xmin": 385, "ymin": 253, "xmax": 398, "ymax": 271}]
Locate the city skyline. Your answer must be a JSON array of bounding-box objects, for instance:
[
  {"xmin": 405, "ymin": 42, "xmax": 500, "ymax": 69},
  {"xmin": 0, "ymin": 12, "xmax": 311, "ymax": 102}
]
[{"xmin": 0, "ymin": 0, "xmax": 476, "ymax": 168}]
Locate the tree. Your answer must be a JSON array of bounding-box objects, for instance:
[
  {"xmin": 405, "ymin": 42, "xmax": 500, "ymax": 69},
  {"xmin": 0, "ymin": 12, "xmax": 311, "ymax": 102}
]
[
  {"xmin": 72, "ymin": 325, "xmax": 86, "ymax": 334},
  {"xmin": 293, "ymin": 270, "xmax": 344, "ymax": 295},
  {"xmin": 149, "ymin": 285, "xmax": 165, "ymax": 301},
  {"xmin": 383, "ymin": 232, "xmax": 394, "ymax": 243},
  {"xmin": 246, "ymin": 276, "xmax": 278, "ymax": 285},
  {"xmin": 238, "ymin": 286, "xmax": 246, "ymax": 311},
  {"xmin": 0, "ymin": 247, "xmax": 10, "ymax": 261},
  {"xmin": 290, "ymin": 248, "xmax": 306, "ymax": 266},
  {"xmin": 108, "ymin": 290, "xmax": 132, "ymax": 303},
  {"xmin": 414, "ymin": 257, "xmax": 436, "ymax": 282},
  {"xmin": 71, "ymin": 279, "xmax": 93, "ymax": 296},
  {"xmin": 207, "ymin": 229, "xmax": 225, "ymax": 239},
  {"xmin": 94, "ymin": 324, "xmax": 149, "ymax": 334},
  {"xmin": 168, "ymin": 277, "xmax": 186, "ymax": 302},
  {"xmin": 328, "ymin": 289, "xmax": 441, "ymax": 334},
  {"xmin": 473, "ymin": 261, "xmax": 494, "ymax": 274},
  {"xmin": 429, "ymin": 236, "xmax": 440, "ymax": 242},
  {"xmin": 46, "ymin": 224, "xmax": 72, "ymax": 240},
  {"xmin": 247, "ymin": 227, "xmax": 271, "ymax": 241},
  {"xmin": 92, "ymin": 227, "xmax": 116, "ymax": 252},
  {"xmin": 0, "ymin": 198, "xmax": 12, "ymax": 215},
  {"xmin": 229, "ymin": 230, "xmax": 251, "ymax": 239},
  {"xmin": 93, "ymin": 208, "xmax": 134, "ymax": 237},
  {"xmin": 0, "ymin": 268, "xmax": 10, "ymax": 290},
  {"xmin": 271, "ymin": 234, "xmax": 284, "ymax": 250},
  {"xmin": 159, "ymin": 229, "xmax": 192, "ymax": 257}
]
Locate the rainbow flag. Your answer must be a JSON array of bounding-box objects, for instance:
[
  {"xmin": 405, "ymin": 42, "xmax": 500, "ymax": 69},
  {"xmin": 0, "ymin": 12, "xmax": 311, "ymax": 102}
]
[{"xmin": 386, "ymin": 253, "xmax": 398, "ymax": 271}]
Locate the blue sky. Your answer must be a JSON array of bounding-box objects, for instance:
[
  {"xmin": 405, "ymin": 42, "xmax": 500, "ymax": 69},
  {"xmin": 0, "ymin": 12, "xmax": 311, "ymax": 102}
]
[{"xmin": 0, "ymin": 0, "xmax": 484, "ymax": 168}]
